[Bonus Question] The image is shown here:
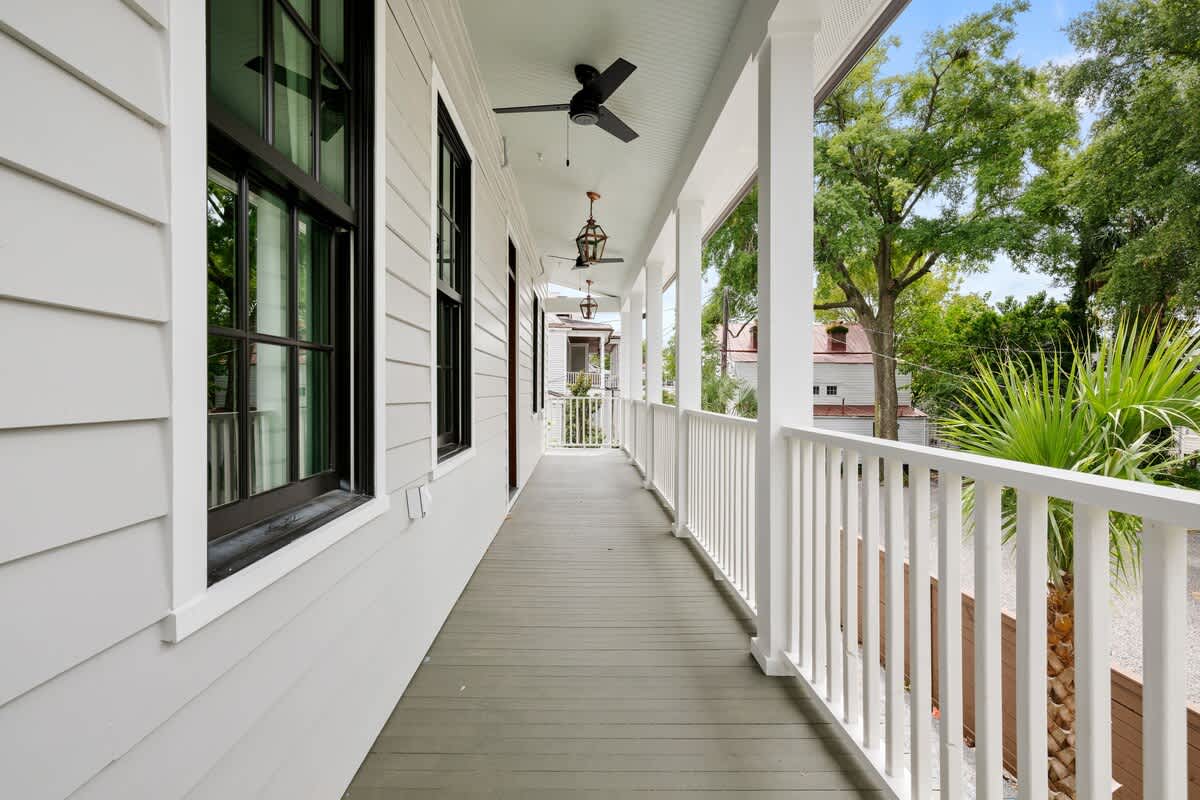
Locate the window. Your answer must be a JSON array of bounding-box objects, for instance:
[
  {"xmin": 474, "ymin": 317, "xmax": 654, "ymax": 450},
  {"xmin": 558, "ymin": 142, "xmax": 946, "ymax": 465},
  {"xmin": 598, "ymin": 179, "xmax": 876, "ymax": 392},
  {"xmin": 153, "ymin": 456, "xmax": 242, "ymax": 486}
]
[
  {"xmin": 539, "ymin": 308, "xmax": 546, "ymax": 410},
  {"xmin": 826, "ymin": 385, "xmax": 838, "ymax": 396},
  {"xmin": 436, "ymin": 99, "xmax": 472, "ymax": 459},
  {"xmin": 531, "ymin": 295, "xmax": 540, "ymax": 413},
  {"xmin": 813, "ymin": 385, "xmax": 820, "ymax": 396},
  {"xmin": 206, "ymin": 0, "xmax": 372, "ymax": 582}
]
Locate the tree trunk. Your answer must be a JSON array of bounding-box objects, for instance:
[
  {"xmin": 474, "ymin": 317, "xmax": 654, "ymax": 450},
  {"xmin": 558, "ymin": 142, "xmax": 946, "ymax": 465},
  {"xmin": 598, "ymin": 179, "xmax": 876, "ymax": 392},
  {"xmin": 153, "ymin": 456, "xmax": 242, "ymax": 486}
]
[
  {"xmin": 1047, "ymin": 578, "xmax": 1076, "ymax": 799},
  {"xmin": 868, "ymin": 308, "xmax": 900, "ymax": 441}
]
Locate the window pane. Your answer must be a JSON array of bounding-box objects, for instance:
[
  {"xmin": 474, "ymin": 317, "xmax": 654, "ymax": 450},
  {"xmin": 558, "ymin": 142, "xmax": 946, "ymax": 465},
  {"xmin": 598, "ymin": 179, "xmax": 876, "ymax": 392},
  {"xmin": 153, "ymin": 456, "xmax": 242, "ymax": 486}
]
[
  {"xmin": 249, "ymin": 187, "xmax": 290, "ymax": 336},
  {"xmin": 298, "ymin": 213, "xmax": 331, "ymax": 343},
  {"xmin": 273, "ymin": 3, "xmax": 314, "ymax": 173},
  {"xmin": 250, "ymin": 342, "xmax": 290, "ymax": 494},
  {"xmin": 319, "ymin": 63, "xmax": 348, "ymax": 200},
  {"xmin": 437, "ymin": 296, "xmax": 458, "ymax": 441},
  {"xmin": 438, "ymin": 213, "xmax": 453, "ymax": 286},
  {"xmin": 208, "ymin": 336, "xmax": 240, "ymax": 508},
  {"xmin": 209, "ymin": 0, "xmax": 263, "ymax": 134},
  {"xmin": 299, "ymin": 348, "xmax": 330, "ymax": 477},
  {"xmin": 207, "ymin": 169, "xmax": 238, "ymax": 328},
  {"xmin": 320, "ymin": 0, "xmax": 345, "ymax": 67}
]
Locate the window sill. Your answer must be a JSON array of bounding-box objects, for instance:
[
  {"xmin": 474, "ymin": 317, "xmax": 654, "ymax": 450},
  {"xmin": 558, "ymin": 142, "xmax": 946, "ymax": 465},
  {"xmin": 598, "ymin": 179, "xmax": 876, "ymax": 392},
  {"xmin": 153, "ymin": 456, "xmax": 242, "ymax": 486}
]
[
  {"xmin": 162, "ymin": 494, "xmax": 390, "ymax": 643},
  {"xmin": 432, "ymin": 446, "xmax": 476, "ymax": 480}
]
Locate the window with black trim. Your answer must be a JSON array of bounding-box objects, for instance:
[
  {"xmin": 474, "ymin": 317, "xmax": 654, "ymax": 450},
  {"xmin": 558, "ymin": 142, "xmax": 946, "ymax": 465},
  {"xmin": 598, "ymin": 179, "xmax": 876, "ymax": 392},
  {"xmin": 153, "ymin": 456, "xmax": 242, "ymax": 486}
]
[
  {"xmin": 206, "ymin": 0, "xmax": 373, "ymax": 583},
  {"xmin": 531, "ymin": 295, "xmax": 539, "ymax": 413},
  {"xmin": 539, "ymin": 308, "xmax": 546, "ymax": 410},
  {"xmin": 826, "ymin": 385, "xmax": 838, "ymax": 396},
  {"xmin": 436, "ymin": 99, "xmax": 472, "ymax": 460}
]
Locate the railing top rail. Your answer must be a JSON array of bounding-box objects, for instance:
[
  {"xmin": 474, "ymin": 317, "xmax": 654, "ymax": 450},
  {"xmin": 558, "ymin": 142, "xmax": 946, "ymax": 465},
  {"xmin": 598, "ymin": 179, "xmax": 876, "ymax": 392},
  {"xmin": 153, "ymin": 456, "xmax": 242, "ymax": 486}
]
[
  {"xmin": 784, "ymin": 424, "xmax": 1200, "ymax": 529},
  {"xmin": 683, "ymin": 407, "xmax": 757, "ymax": 430},
  {"xmin": 649, "ymin": 401, "xmax": 674, "ymax": 413}
]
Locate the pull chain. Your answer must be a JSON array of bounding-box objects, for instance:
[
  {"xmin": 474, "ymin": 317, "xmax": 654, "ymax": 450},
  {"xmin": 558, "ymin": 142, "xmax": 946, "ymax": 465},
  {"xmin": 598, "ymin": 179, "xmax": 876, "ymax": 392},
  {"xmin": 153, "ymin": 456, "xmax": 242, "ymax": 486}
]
[{"xmin": 566, "ymin": 117, "xmax": 571, "ymax": 167}]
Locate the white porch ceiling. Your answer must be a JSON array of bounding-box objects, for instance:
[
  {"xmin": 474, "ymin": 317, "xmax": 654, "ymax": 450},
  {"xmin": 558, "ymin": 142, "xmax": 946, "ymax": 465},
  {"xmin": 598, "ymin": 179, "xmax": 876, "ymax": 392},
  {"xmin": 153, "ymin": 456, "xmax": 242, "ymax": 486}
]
[{"xmin": 459, "ymin": 0, "xmax": 746, "ymax": 300}]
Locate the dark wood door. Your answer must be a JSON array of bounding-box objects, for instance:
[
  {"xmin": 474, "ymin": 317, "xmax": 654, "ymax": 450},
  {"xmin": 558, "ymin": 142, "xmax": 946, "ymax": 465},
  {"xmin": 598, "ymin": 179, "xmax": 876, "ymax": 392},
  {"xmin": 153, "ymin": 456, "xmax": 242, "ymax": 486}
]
[{"xmin": 507, "ymin": 239, "xmax": 518, "ymax": 490}]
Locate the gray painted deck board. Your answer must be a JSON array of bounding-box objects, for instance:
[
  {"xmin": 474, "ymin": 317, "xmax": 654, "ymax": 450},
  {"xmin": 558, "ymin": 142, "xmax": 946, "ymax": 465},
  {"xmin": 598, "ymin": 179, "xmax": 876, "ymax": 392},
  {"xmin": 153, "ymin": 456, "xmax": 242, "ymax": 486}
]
[{"xmin": 344, "ymin": 451, "xmax": 882, "ymax": 798}]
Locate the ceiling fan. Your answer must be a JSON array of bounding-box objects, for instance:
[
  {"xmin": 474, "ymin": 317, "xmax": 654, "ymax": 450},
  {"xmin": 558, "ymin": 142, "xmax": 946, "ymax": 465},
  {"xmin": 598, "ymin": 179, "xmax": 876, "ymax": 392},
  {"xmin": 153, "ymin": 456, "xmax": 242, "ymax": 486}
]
[
  {"xmin": 493, "ymin": 58, "xmax": 639, "ymax": 143},
  {"xmin": 548, "ymin": 253, "xmax": 625, "ymax": 270}
]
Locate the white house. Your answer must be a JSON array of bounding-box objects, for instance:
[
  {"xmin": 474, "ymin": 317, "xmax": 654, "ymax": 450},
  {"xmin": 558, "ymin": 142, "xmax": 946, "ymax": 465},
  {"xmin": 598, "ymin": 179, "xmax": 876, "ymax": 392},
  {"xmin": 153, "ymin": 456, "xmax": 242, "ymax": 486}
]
[
  {"xmin": 545, "ymin": 313, "xmax": 618, "ymax": 395},
  {"xmin": 720, "ymin": 321, "xmax": 929, "ymax": 445},
  {"xmin": 1, "ymin": 2, "xmax": 1193, "ymax": 799}
]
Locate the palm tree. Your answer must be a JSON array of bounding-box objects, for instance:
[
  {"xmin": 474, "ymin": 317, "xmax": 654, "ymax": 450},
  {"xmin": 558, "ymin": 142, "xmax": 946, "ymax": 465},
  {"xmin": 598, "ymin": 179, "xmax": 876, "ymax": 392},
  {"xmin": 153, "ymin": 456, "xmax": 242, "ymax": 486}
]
[{"xmin": 941, "ymin": 316, "xmax": 1200, "ymax": 799}]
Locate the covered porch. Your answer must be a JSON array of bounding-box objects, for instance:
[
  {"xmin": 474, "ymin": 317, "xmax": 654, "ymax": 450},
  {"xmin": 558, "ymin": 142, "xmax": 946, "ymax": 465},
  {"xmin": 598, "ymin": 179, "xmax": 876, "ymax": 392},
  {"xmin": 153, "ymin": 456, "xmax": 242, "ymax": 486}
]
[{"xmin": 346, "ymin": 450, "xmax": 884, "ymax": 798}]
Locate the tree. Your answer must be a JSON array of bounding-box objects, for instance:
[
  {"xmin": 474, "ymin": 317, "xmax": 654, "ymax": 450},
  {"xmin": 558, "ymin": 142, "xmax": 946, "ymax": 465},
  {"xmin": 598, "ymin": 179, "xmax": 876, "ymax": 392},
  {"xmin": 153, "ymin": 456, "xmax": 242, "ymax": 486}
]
[
  {"xmin": 898, "ymin": 291, "xmax": 1074, "ymax": 419},
  {"xmin": 812, "ymin": 1, "xmax": 1076, "ymax": 438},
  {"xmin": 942, "ymin": 316, "xmax": 1200, "ymax": 798},
  {"xmin": 1050, "ymin": 0, "xmax": 1200, "ymax": 325}
]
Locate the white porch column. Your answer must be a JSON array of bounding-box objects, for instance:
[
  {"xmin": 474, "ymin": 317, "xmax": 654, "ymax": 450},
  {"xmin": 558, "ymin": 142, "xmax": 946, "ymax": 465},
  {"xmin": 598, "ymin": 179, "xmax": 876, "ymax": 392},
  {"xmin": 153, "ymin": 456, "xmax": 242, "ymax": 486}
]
[
  {"xmin": 629, "ymin": 280, "xmax": 645, "ymax": 403},
  {"xmin": 674, "ymin": 200, "xmax": 702, "ymax": 537},
  {"xmin": 620, "ymin": 298, "xmax": 633, "ymax": 453},
  {"xmin": 645, "ymin": 260, "xmax": 664, "ymax": 404},
  {"xmin": 750, "ymin": 11, "xmax": 818, "ymax": 676}
]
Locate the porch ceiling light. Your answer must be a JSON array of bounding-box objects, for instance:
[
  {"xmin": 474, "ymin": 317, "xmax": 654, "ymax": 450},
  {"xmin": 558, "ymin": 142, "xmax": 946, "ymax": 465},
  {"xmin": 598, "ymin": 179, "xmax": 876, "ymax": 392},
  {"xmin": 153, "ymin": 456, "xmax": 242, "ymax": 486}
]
[
  {"xmin": 575, "ymin": 191, "xmax": 608, "ymax": 264},
  {"xmin": 580, "ymin": 279, "xmax": 599, "ymax": 320}
]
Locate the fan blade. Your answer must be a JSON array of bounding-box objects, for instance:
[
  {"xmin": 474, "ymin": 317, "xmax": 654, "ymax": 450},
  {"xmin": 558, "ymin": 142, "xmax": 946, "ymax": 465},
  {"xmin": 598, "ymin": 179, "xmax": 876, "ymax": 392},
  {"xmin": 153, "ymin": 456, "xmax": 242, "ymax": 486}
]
[
  {"xmin": 590, "ymin": 58, "xmax": 636, "ymax": 102},
  {"xmin": 493, "ymin": 103, "xmax": 569, "ymax": 114},
  {"xmin": 547, "ymin": 254, "xmax": 580, "ymax": 261},
  {"xmin": 596, "ymin": 106, "xmax": 638, "ymax": 142},
  {"xmin": 592, "ymin": 257, "xmax": 625, "ymax": 263}
]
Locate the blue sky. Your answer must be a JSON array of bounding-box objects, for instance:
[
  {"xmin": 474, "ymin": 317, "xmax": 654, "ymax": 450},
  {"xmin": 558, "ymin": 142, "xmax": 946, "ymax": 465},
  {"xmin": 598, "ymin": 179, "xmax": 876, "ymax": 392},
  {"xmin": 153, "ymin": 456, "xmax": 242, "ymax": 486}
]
[{"xmin": 644, "ymin": 0, "xmax": 1097, "ymax": 339}]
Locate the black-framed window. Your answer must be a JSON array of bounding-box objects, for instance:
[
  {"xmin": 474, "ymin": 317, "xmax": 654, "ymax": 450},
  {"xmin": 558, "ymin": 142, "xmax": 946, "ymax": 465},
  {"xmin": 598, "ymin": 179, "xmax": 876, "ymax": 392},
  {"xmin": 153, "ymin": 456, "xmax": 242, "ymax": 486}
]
[
  {"xmin": 826, "ymin": 385, "xmax": 838, "ymax": 396},
  {"xmin": 539, "ymin": 307, "xmax": 546, "ymax": 410},
  {"xmin": 531, "ymin": 295, "xmax": 539, "ymax": 413},
  {"xmin": 436, "ymin": 98, "xmax": 472, "ymax": 460},
  {"xmin": 206, "ymin": 0, "xmax": 373, "ymax": 582}
]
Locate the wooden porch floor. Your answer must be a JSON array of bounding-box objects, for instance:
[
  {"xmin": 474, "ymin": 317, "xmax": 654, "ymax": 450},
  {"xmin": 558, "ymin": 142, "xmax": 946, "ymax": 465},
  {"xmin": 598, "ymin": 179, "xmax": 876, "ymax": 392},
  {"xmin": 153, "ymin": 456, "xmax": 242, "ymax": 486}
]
[{"xmin": 344, "ymin": 450, "xmax": 885, "ymax": 799}]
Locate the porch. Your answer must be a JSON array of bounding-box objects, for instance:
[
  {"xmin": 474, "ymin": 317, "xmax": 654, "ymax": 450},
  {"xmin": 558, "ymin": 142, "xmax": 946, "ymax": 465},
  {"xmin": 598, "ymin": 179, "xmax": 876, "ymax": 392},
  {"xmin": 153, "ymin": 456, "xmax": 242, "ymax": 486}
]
[{"xmin": 345, "ymin": 450, "xmax": 884, "ymax": 798}]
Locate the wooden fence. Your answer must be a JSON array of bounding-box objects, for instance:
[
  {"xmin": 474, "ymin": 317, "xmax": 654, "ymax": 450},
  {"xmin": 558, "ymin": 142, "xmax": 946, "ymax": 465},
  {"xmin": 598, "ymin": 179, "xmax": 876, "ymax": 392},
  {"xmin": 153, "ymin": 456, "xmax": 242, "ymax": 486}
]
[{"xmin": 855, "ymin": 540, "xmax": 1200, "ymax": 798}]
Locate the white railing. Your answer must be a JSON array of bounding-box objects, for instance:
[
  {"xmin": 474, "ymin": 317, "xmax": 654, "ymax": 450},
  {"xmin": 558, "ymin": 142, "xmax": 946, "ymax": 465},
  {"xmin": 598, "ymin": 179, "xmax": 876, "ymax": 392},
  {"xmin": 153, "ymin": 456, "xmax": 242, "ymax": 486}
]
[
  {"xmin": 649, "ymin": 403, "xmax": 676, "ymax": 510},
  {"xmin": 685, "ymin": 409, "xmax": 756, "ymax": 612},
  {"xmin": 547, "ymin": 395, "xmax": 621, "ymax": 448},
  {"xmin": 564, "ymin": 370, "xmax": 603, "ymax": 390},
  {"xmin": 780, "ymin": 425, "xmax": 1197, "ymax": 800}
]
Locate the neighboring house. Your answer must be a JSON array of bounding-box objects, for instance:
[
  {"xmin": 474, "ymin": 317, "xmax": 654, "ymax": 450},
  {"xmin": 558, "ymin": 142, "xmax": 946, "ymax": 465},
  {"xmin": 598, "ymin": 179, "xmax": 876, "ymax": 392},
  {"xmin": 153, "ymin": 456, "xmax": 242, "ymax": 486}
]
[
  {"xmin": 546, "ymin": 314, "xmax": 617, "ymax": 395},
  {"xmin": 720, "ymin": 321, "xmax": 929, "ymax": 446}
]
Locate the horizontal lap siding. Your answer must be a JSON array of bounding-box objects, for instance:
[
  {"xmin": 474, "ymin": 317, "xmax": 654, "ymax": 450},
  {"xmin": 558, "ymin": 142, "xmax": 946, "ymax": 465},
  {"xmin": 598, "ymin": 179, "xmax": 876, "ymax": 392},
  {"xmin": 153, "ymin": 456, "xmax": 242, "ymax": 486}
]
[{"xmin": 3, "ymin": 1, "xmax": 546, "ymax": 799}]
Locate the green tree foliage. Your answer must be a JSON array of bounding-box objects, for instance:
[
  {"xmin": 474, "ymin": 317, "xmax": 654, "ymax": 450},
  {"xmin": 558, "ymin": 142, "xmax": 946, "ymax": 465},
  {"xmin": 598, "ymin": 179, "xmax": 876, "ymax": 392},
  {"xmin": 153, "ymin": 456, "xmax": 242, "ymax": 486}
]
[
  {"xmin": 898, "ymin": 291, "xmax": 1075, "ymax": 418},
  {"xmin": 814, "ymin": 1, "xmax": 1076, "ymax": 438},
  {"xmin": 1048, "ymin": 0, "xmax": 1200, "ymax": 323}
]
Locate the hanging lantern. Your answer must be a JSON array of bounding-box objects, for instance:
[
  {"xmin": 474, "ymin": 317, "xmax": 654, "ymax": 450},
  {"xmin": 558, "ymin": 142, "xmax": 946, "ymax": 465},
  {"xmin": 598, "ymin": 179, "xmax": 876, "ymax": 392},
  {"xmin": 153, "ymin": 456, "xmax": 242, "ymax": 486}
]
[
  {"xmin": 580, "ymin": 279, "xmax": 598, "ymax": 320},
  {"xmin": 574, "ymin": 191, "xmax": 607, "ymax": 264}
]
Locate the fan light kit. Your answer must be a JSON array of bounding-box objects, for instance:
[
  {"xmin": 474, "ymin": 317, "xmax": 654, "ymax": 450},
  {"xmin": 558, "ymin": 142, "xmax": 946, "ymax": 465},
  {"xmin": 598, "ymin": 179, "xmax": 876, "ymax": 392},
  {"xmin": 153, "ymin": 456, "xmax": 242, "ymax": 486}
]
[
  {"xmin": 493, "ymin": 59, "xmax": 640, "ymax": 143},
  {"xmin": 575, "ymin": 191, "xmax": 608, "ymax": 265},
  {"xmin": 580, "ymin": 280, "xmax": 599, "ymax": 320}
]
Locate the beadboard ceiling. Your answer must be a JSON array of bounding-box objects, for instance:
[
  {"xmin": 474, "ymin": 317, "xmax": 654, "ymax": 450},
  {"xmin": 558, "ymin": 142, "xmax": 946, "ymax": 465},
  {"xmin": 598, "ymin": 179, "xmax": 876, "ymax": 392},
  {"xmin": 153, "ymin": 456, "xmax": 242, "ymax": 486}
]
[{"xmin": 458, "ymin": 0, "xmax": 746, "ymax": 298}]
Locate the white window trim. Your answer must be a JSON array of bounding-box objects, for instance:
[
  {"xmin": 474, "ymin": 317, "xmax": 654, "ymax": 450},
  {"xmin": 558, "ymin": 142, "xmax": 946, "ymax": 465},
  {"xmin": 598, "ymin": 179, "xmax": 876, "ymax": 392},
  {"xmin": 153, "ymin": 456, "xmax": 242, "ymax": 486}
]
[
  {"xmin": 428, "ymin": 65, "xmax": 478, "ymax": 475},
  {"xmin": 162, "ymin": 0, "xmax": 389, "ymax": 643}
]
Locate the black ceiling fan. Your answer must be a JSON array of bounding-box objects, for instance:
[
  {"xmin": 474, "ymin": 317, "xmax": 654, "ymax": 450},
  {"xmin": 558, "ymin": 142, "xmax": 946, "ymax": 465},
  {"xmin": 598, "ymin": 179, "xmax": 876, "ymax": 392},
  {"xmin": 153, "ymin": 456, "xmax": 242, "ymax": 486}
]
[
  {"xmin": 548, "ymin": 254, "xmax": 625, "ymax": 270},
  {"xmin": 493, "ymin": 58, "xmax": 639, "ymax": 143}
]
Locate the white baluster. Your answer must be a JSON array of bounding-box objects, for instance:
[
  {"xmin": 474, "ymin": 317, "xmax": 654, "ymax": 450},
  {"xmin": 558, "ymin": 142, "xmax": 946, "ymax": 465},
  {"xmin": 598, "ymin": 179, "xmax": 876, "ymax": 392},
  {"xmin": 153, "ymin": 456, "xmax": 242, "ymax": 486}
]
[
  {"xmin": 827, "ymin": 447, "xmax": 843, "ymax": 705},
  {"xmin": 884, "ymin": 457, "xmax": 905, "ymax": 778},
  {"xmin": 1143, "ymin": 521, "xmax": 1187, "ymax": 800},
  {"xmin": 1073, "ymin": 503, "xmax": 1111, "ymax": 800},
  {"xmin": 842, "ymin": 449, "xmax": 860, "ymax": 726},
  {"xmin": 938, "ymin": 472, "xmax": 964, "ymax": 799},
  {"xmin": 909, "ymin": 464, "xmax": 932, "ymax": 798},
  {"xmin": 862, "ymin": 454, "xmax": 881, "ymax": 752},
  {"xmin": 1016, "ymin": 490, "xmax": 1048, "ymax": 800},
  {"xmin": 974, "ymin": 479, "xmax": 1004, "ymax": 800},
  {"xmin": 812, "ymin": 444, "xmax": 827, "ymax": 684}
]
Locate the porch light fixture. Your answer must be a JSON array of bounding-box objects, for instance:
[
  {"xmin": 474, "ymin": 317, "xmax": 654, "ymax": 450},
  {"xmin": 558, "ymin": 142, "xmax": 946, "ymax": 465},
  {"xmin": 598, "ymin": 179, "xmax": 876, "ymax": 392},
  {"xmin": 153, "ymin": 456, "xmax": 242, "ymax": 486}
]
[
  {"xmin": 575, "ymin": 191, "xmax": 608, "ymax": 264},
  {"xmin": 580, "ymin": 279, "xmax": 599, "ymax": 320}
]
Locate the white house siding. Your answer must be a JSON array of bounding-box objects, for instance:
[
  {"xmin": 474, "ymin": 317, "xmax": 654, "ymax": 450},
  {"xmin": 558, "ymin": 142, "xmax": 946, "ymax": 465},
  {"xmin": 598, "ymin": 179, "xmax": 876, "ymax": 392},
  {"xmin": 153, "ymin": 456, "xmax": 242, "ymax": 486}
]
[
  {"xmin": 732, "ymin": 361, "xmax": 911, "ymax": 407},
  {"xmin": 547, "ymin": 327, "xmax": 568, "ymax": 393},
  {"xmin": 0, "ymin": 2, "xmax": 545, "ymax": 799},
  {"xmin": 812, "ymin": 416, "xmax": 928, "ymax": 447}
]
